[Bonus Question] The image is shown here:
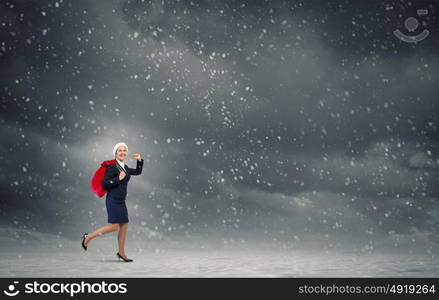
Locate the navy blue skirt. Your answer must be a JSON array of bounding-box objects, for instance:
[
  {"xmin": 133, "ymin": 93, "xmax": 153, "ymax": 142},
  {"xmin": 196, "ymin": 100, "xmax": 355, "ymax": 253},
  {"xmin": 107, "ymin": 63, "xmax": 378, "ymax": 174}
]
[{"xmin": 105, "ymin": 195, "xmax": 129, "ymax": 223}]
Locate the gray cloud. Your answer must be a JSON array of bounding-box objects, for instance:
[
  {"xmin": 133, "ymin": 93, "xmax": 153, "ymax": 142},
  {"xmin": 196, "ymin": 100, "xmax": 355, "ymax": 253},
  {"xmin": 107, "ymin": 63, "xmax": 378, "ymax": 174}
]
[{"xmin": 1, "ymin": 0, "xmax": 439, "ymax": 254}]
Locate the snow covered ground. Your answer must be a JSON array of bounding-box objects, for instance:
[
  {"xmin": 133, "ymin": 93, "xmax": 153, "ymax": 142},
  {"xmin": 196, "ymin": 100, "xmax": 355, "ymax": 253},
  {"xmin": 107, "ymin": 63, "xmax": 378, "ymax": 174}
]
[
  {"xmin": 0, "ymin": 227, "xmax": 437, "ymax": 277},
  {"xmin": 1, "ymin": 237, "xmax": 438, "ymax": 277},
  {"xmin": 2, "ymin": 248, "xmax": 439, "ymax": 277}
]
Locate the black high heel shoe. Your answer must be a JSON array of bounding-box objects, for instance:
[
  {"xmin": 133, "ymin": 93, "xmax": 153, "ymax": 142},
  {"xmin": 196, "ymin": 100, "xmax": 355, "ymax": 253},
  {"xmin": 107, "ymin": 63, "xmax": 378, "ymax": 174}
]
[
  {"xmin": 117, "ymin": 252, "xmax": 133, "ymax": 262},
  {"xmin": 81, "ymin": 233, "xmax": 88, "ymax": 251}
]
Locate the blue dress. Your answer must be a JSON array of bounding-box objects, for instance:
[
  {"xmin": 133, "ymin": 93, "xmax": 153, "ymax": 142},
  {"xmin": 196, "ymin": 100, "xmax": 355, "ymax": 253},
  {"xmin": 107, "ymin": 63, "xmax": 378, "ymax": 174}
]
[
  {"xmin": 101, "ymin": 159, "xmax": 144, "ymax": 223},
  {"xmin": 106, "ymin": 194, "xmax": 129, "ymax": 223}
]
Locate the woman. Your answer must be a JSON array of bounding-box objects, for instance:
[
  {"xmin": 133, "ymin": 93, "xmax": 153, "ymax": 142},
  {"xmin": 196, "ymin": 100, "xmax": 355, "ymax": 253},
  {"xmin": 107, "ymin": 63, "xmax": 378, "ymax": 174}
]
[{"xmin": 82, "ymin": 142, "xmax": 144, "ymax": 262}]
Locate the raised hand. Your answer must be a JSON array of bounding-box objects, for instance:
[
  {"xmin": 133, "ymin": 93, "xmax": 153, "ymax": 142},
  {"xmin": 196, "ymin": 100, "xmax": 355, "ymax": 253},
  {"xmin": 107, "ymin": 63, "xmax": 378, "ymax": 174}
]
[{"xmin": 133, "ymin": 153, "xmax": 142, "ymax": 161}]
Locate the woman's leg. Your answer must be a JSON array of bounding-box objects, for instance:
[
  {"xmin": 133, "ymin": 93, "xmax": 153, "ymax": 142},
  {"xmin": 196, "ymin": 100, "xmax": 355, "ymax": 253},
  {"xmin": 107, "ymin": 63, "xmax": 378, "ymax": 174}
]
[
  {"xmin": 117, "ymin": 222, "xmax": 128, "ymax": 257},
  {"xmin": 84, "ymin": 223, "xmax": 119, "ymax": 245}
]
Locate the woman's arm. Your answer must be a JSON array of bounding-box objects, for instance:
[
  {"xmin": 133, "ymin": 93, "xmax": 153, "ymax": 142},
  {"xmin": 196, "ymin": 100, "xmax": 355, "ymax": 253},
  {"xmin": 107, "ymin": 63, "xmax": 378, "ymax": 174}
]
[
  {"xmin": 102, "ymin": 166, "xmax": 120, "ymax": 189},
  {"xmin": 127, "ymin": 158, "xmax": 144, "ymax": 176}
]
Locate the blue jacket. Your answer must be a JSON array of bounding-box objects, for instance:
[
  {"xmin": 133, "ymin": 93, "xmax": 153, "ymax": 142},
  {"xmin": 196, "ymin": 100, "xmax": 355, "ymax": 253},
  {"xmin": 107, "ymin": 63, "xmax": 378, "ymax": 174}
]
[{"xmin": 102, "ymin": 159, "xmax": 144, "ymax": 200}]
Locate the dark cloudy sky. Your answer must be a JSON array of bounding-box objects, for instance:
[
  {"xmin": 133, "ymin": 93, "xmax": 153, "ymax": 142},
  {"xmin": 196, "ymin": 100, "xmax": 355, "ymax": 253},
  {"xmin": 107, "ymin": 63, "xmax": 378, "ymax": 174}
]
[{"xmin": 1, "ymin": 0, "xmax": 439, "ymax": 253}]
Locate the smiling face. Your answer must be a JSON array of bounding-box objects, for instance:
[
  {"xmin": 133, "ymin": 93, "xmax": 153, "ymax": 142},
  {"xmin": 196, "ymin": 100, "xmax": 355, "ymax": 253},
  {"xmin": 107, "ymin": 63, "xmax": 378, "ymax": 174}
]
[{"xmin": 115, "ymin": 146, "xmax": 127, "ymax": 161}]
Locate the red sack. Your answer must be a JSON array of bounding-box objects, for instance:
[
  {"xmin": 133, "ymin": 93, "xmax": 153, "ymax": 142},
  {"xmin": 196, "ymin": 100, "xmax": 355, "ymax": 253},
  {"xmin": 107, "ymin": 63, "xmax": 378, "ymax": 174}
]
[{"xmin": 91, "ymin": 159, "xmax": 117, "ymax": 197}]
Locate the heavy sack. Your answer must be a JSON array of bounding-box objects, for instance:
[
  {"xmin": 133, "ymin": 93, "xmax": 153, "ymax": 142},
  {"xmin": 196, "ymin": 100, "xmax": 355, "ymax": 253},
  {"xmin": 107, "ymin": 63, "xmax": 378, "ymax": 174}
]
[{"xmin": 91, "ymin": 159, "xmax": 117, "ymax": 197}]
